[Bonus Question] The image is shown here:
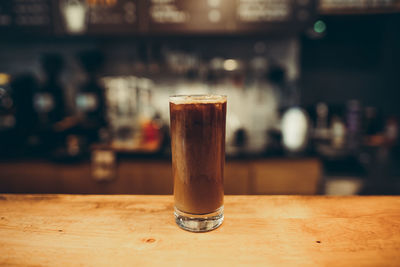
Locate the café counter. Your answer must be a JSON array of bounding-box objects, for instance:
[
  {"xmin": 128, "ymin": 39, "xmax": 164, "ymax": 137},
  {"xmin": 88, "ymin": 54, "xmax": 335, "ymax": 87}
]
[
  {"xmin": 0, "ymin": 195, "xmax": 399, "ymax": 266},
  {"xmin": 0, "ymin": 158, "xmax": 321, "ymax": 195}
]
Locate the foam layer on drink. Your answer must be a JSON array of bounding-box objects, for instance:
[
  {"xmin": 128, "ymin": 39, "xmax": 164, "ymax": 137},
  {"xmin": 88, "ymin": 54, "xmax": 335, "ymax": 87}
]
[{"xmin": 169, "ymin": 95, "xmax": 226, "ymax": 105}]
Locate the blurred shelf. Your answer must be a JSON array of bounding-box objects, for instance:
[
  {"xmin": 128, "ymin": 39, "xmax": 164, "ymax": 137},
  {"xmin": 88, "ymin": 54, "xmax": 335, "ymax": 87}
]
[
  {"xmin": 319, "ymin": 7, "xmax": 400, "ymax": 15},
  {"xmin": 319, "ymin": 1, "xmax": 400, "ymax": 15}
]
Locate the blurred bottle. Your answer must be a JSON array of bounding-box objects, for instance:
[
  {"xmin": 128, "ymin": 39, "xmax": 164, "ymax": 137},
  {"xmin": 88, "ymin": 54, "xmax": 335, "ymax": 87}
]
[
  {"xmin": 0, "ymin": 73, "xmax": 16, "ymax": 156},
  {"xmin": 363, "ymin": 106, "xmax": 384, "ymax": 147},
  {"xmin": 266, "ymin": 64, "xmax": 298, "ymax": 110},
  {"xmin": 330, "ymin": 115, "xmax": 346, "ymax": 150},
  {"xmin": 36, "ymin": 54, "xmax": 74, "ymax": 158},
  {"xmin": 315, "ymin": 102, "xmax": 329, "ymax": 140},
  {"xmin": 137, "ymin": 79, "xmax": 162, "ymax": 152},
  {"xmin": 10, "ymin": 73, "xmax": 40, "ymax": 154},
  {"xmin": 148, "ymin": 42, "xmax": 162, "ymax": 75},
  {"xmin": 232, "ymin": 128, "xmax": 248, "ymax": 156},
  {"xmin": 91, "ymin": 147, "xmax": 117, "ymax": 182},
  {"xmin": 281, "ymin": 107, "xmax": 310, "ymax": 154},
  {"xmin": 102, "ymin": 76, "xmax": 137, "ymax": 150},
  {"xmin": 346, "ymin": 100, "xmax": 362, "ymax": 151},
  {"xmin": 222, "ymin": 63, "xmax": 247, "ymax": 156},
  {"xmin": 0, "ymin": 73, "xmax": 15, "ymax": 131},
  {"xmin": 246, "ymin": 66, "xmax": 279, "ymax": 154},
  {"xmin": 364, "ymin": 107, "xmax": 381, "ymax": 135},
  {"xmin": 264, "ymin": 64, "xmax": 308, "ymax": 155},
  {"xmin": 385, "ymin": 117, "xmax": 398, "ymax": 147},
  {"xmin": 37, "ymin": 53, "xmax": 66, "ymax": 127},
  {"xmin": 76, "ymin": 50, "xmax": 107, "ymax": 144}
]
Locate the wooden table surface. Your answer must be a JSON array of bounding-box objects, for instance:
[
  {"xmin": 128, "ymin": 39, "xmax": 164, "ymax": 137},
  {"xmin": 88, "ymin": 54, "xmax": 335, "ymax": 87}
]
[{"xmin": 0, "ymin": 195, "xmax": 399, "ymax": 266}]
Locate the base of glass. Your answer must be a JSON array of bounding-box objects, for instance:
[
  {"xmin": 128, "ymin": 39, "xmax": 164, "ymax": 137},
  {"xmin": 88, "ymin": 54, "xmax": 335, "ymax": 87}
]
[{"xmin": 174, "ymin": 206, "xmax": 224, "ymax": 232}]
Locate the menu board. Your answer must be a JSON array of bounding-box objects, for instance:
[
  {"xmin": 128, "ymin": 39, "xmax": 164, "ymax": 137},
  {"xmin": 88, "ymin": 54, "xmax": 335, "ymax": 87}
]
[
  {"xmin": 0, "ymin": 0, "xmax": 52, "ymax": 35},
  {"xmin": 237, "ymin": 0, "xmax": 292, "ymax": 22},
  {"xmin": 1, "ymin": 0, "xmax": 317, "ymax": 36},
  {"xmin": 55, "ymin": 0, "xmax": 139, "ymax": 35},
  {"xmin": 234, "ymin": 0, "xmax": 316, "ymax": 34},
  {"xmin": 147, "ymin": 0, "xmax": 316, "ymax": 34},
  {"xmin": 148, "ymin": 0, "xmax": 234, "ymax": 33}
]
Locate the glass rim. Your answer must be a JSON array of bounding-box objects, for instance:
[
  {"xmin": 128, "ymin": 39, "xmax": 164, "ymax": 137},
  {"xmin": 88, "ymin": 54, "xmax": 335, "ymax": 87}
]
[{"xmin": 169, "ymin": 94, "xmax": 227, "ymax": 104}]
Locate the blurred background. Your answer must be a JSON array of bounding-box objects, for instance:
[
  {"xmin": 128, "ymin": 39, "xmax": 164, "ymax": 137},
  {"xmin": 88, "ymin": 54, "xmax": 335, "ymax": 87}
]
[{"xmin": 0, "ymin": 0, "xmax": 400, "ymax": 195}]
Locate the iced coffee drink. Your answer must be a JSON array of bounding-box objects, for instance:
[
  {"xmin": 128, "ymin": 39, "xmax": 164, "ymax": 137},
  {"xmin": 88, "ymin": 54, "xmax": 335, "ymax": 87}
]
[{"xmin": 170, "ymin": 95, "xmax": 226, "ymax": 232}]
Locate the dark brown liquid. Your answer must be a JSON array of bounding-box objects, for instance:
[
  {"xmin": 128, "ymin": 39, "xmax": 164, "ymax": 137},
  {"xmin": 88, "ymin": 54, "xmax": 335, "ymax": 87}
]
[{"xmin": 170, "ymin": 100, "xmax": 226, "ymax": 214}]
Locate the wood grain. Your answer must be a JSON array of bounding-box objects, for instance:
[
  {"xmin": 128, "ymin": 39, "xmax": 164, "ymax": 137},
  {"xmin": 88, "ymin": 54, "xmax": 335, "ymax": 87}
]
[{"xmin": 0, "ymin": 195, "xmax": 399, "ymax": 266}]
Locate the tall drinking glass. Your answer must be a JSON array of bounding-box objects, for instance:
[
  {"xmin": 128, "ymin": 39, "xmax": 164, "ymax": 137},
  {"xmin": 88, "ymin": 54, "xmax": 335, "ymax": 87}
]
[{"xmin": 169, "ymin": 95, "xmax": 226, "ymax": 232}]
